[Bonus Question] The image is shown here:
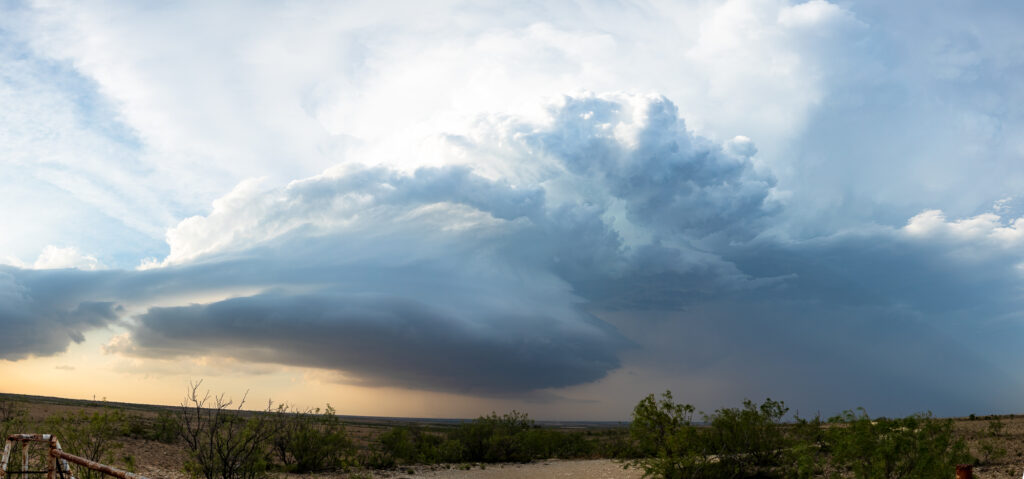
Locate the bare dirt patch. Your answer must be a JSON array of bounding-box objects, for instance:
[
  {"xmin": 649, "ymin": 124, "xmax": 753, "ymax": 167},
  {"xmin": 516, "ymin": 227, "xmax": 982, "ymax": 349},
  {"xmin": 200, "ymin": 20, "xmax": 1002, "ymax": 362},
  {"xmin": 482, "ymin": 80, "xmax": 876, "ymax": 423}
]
[{"xmin": 367, "ymin": 459, "xmax": 641, "ymax": 478}]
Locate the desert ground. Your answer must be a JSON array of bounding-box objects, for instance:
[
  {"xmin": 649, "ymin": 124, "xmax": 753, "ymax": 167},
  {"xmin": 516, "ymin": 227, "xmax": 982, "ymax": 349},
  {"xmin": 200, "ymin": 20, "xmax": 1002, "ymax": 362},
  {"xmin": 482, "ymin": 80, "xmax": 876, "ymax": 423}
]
[{"xmin": 3, "ymin": 393, "xmax": 1024, "ymax": 478}]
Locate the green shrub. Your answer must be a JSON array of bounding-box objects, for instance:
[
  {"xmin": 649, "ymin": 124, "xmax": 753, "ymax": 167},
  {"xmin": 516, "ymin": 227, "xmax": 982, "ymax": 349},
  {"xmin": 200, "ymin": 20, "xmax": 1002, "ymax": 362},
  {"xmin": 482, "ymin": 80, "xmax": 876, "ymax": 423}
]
[
  {"xmin": 370, "ymin": 410, "xmax": 604, "ymax": 467},
  {"xmin": 597, "ymin": 429, "xmax": 640, "ymax": 459},
  {"xmin": 378, "ymin": 425, "xmax": 465, "ymax": 465},
  {"xmin": 359, "ymin": 449, "xmax": 397, "ymax": 469},
  {"xmin": 1, "ymin": 400, "xmax": 33, "ymax": 471},
  {"xmin": 519, "ymin": 428, "xmax": 595, "ymax": 459},
  {"xmin": 626, "ymin": 392, "xmax": 974, "ymax": 479},
  {"xmin": 976, "ymin": 417, "xmax": 1007, "ymax": 465},
  {"xmin": 378, "ymin": 427, "xmax": 419, "ymax": 464},
  {"xmin": 703, "ymin": 398, "xmax": 790, "ymax": 477},
  {"xmin": 269, "ymin": 404, "xmax": 353, "ymax": 472},
  {"xmin": 152, "ymin": 410, "xmax": 182, "ymax": 443},
  {"xmin": 625, "ymin": 391, "xmax": 712, "ymax": 478},
  {"xmin": 782, "ymin": 413, "xmax": 828, "ymax": 479},
  {"xmin": 987, "ymin": 417, "xmax": 1005, "ymax": 437},
  {"xmin": 826, "ymin": 409, "xmax": 971, "ymax": 479},
  {"xmin": 437, "ymin": 438, "xmax": 467, "ymax": 463},
  {"xmin": 0, "ymin": 399, "xmax": 27, "ymax": 440},
  {"xmin": 125, "ymin": 410, "xmax": 180, "ymax": 443},
  {"xmin": 628, "ymin": 393, "xmax": 833, "ymax": 479},
  {"xmin": 450, "ymin": 410, "xmax": 535, "ymax": 462}
]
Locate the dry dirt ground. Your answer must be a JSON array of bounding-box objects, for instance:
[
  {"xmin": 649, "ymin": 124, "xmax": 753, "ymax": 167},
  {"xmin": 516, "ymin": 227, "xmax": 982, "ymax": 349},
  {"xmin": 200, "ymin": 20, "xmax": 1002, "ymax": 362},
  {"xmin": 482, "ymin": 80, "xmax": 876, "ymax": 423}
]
[
  {"xmin": 956, "ymin": 414, "xmax": 1024, "ymax": 479},
  {"xmin": 131, "ymin": 457, "xmax": 639, "ymax": 479},
  {"xmin": 140, "ymin": 460, "xmax": 641, "ymax": 479},
  {"xmin": 7, "ymin": 394, "xmax": 1024, "ymax": 478},
  {"xmin": 364, "ymin": 460, "xmax": 641, "ymax": 479}
]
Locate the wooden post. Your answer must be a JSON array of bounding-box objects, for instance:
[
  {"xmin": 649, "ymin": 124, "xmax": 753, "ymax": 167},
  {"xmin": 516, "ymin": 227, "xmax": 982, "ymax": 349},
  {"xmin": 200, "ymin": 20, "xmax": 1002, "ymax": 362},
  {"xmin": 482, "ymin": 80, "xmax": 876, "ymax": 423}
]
[
  {"xmin": 47, "ymin": 435, "xmax": 57, "ymax": 479},
  {"xmin": 52, "ymin": 438, "xmax": 73, "ymax": 479},
  {"xmin": 50, "ymin": 449, "xmax": 149, "ymax": 479},
  {"xmin": 956, "ymin": 464, "xmax": 973, "ymax": 479},
  {"xmin": 0, "ymin": 439, "xmax": 11, "ymax": 479},
  {"xmin": 21, "ymin": 441, "xmax": 28, "ymax": 476}
]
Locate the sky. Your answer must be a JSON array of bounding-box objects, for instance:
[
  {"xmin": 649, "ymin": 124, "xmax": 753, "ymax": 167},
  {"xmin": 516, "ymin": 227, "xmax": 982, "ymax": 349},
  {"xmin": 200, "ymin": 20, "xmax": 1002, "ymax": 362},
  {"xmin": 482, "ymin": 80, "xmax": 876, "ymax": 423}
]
[{"xmin": 2, "ymin": 0, "xmax": 1024, "ymax": 421}]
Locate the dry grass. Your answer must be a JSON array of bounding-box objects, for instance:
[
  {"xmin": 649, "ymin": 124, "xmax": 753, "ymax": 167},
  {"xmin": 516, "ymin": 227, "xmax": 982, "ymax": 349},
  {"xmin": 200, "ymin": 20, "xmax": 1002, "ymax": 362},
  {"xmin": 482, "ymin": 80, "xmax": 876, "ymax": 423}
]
[{"xmin": 4, "ymin": 393, "xmax": 1024, "ymax": 478}]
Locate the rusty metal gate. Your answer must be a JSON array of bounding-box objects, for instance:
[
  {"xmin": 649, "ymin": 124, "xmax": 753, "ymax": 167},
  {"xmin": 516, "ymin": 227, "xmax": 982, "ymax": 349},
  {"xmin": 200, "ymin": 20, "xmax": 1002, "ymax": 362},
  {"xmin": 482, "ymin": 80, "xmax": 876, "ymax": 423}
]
[{"xmin": 0, "ymin": 434, "xmax": 150, "ymax": 479}]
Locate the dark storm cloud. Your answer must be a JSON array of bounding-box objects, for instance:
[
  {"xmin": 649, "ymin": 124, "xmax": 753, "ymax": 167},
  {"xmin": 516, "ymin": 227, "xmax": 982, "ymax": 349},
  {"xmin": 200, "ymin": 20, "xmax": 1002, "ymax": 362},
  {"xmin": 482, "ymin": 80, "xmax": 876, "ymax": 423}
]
[
  {"xmin": 6, "ymin": 93, "xmax": 1024, "ymax": 409},
  {"xmin": 684, "ymin": 225, "xmax": 1024, "ymax": 415},
  {"xmin": 1, "ymin": 247, "xmax": 629, "ymax": 394},
  {"xmin": 0, "ymin": 268, "xmax": 121, "ymax": 359},
  {"xmin": 120, "ymin": 292, "xmax": 622, "ymax": 394},
  {"xmin": 731, "ymin": 233, "xmax": 1023, "ymax": 316},
  {"xmin": 3, "ymin": 93, "xmax": 768, "ymax": 392}
]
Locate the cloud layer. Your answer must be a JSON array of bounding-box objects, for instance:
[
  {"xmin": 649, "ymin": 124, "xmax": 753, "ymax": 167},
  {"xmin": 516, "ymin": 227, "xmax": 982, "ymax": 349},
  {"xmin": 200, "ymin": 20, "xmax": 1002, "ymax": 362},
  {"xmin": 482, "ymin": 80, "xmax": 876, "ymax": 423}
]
[
  {"xmin": 4, "ymin": 1, "xmax": 1024, "ymax": 416},
  {"xmin": 128, "ymin": 93, "xmax": 778, "ymax": 394},
  {"xmin": 0, "ymin": 267, "xmax": 120, "ymax": 359},
  {"xmin": 0, "ymin": 93, "xmax": 777, "ymax": 394},
  {"xmin": 5, "ymin": 89, "xmax": 1024, "ymax": 412}
]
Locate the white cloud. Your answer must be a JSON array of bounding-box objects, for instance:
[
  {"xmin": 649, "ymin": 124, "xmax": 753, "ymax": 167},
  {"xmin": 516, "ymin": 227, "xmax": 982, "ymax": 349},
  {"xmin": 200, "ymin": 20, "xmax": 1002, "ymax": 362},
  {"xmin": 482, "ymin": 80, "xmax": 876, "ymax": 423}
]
[
  {"xmin": 152, "ymin": 93, "xmax": 776, "ymax": 284},
  {"xmin": 6, "ymin": 0, "xmax": 1022, "ymax": 266},
  {"xmin": 903, "ymin": 209, "xmax": 1024, "ymax": 252},
  {"xmin": 685, "ymin": 0, "xmax": 865, "ymax": 145},
  {"xmin": 4, "ymin": 1, "xmax": 866, "ymax": 212},
  {"xmin": 777, "ymin": 0, "xmax": 857, "ymax": 29},
  {"xmin": 32, "ymin": 245, "xmax": 104, "ymax": 270},
  {"xmin": 162, "ymin": 178, "xmax": 274, "ymax": 265}
]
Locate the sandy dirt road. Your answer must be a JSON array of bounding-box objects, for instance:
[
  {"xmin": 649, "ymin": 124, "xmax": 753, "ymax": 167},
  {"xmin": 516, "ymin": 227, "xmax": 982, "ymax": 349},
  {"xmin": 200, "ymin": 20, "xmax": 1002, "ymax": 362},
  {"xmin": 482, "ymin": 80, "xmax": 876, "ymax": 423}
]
[{"xmin": 369, "ymin": 459, "xmax": 642, "ymax": 479}]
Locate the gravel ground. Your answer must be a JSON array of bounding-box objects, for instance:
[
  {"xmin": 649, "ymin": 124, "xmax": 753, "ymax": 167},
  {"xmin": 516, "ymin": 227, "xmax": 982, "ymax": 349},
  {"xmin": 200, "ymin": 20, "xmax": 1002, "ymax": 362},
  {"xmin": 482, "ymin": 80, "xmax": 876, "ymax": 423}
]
[
  {"xmin": 370, "ymin": 460, "xmax": 642, "ymax": 479},
  {"xmin": 133, "ymin": 460, "xmax": 642, "ymax": 479}
]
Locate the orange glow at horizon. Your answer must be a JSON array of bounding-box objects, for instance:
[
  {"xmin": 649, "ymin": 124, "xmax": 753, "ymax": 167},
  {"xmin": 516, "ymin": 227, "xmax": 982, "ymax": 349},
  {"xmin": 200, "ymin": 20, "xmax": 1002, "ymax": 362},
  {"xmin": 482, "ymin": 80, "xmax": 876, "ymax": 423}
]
[{"xmin": 0, "ymin": 329, "xmax": 640, "ymax": 421}]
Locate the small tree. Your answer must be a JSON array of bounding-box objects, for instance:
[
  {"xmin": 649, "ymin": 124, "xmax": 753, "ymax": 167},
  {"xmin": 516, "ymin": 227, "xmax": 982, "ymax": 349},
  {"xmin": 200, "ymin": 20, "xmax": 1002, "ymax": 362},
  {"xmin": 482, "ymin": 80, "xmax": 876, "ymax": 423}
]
[
  {"xmin": 703, "ymin": 398, "xmax": 789, "ymax": 476},
  {"xmin": 827, "ymin": 409, "xmax": 971, "ymax": 479},
  {"xmin": 625, "ymin": 391, "xmax": 711, "ymax": 478},
  {"xmin": 179, "ymin": 380, "xmax": 274, "ymax": 479}
]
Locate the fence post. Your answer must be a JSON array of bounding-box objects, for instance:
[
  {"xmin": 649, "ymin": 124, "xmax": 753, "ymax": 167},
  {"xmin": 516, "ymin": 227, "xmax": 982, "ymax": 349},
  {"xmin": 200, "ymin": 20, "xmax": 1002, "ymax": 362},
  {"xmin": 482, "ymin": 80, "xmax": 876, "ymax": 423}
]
[
  {"xmin": 47, "ymin": 436, "xmax": 56, "ymax": 479},
  {"xmin": 0, "ymin": 439, "xmax": 10, "ymax": 479},
  {"xmin": 956, "ymin": 464, "xmax": 973, "ymax": 479},
  {"xmin": 2, "ymin": 434, "xmax": 144, "ymax": 479}
]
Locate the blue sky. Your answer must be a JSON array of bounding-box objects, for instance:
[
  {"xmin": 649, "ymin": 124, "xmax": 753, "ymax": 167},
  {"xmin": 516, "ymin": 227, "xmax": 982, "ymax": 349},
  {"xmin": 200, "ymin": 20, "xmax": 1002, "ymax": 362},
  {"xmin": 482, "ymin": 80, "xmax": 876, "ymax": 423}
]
[{"xmin": 2, "ymin": 0, "xmax": 1024, "ymax": 419}]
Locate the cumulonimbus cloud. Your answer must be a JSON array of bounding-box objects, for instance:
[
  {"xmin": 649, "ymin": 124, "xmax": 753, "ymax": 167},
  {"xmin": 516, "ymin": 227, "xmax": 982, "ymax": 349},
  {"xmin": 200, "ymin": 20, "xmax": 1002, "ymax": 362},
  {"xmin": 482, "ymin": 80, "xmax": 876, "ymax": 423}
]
[
  {"xmin": 0, "ymin": 93, "xmax": 779, "ymax": 393},
  {"xmin": 5, "ymin": 92, "xmax": 1024, "ymax": 407}
]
